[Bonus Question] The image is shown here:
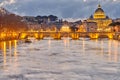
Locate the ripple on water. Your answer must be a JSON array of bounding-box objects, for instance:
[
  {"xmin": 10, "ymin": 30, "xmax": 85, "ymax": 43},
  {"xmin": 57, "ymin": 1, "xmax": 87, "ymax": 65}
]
[
  {"xmin": 27, "ymin": 48, "xmax": 41, "ymax": 51},
  {"xmin": 58, "ymin": 60, "xmax": 78, "ymax": 64},
  {"xmin": 49, "ymin": 53, "xmax": 59, "ymax": 56},
  {"xmin": 7, "ymin": 74, "xmax": 28, "ymax": 80}
]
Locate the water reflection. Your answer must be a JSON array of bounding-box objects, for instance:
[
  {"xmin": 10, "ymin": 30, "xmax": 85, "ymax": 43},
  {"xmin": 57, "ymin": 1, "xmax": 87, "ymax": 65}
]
[
  {"xmin": 107, "ymin": 40, "xmax": 119, "ymax": 62},
  {"xmin": 13, "ymin": 40, "xmax": 19, "ymax": 72},
  {"xmin": 63, "ymin": 37, "xmax": 70, "ymax": 49},
  {"xmin": 82, "ymin": 39, "xmax": 119, "ymax": 63},
  {"xmin": 82, "ymin": 38, "xmax": 85, "ymax": 54},
  {"xmin": 8, "ymin": 41, "xmax": 12, "ymax": 67},
  {"xmin": 48, "ymin": 39, "xmax": 51, "ymax": 49},
  {"xmin": 108, "ymin": 40, "xmax": 112, "ymax": 62},
  {"xmin": 0, "ymin": 40, "xmax": 19, "ymax": 72},
  {"xmin": 0, "ymin": 39, "xmax": 119, "ymax": 64},
  {"xmin": 113, "ymin": 40, "xmax": 119, "ymax": 62},
  {"xmin": 100, "ymin": 40, "xmax": 104, "ymax": 57},
  {"xmin": 0, "ymin": 39, "xmax": 120, "ymax": 80},
  {"xmin": 3, "ymin": 41, "xmax": 7, "ymax": 70},
  {"xmin": 9, "ymin": 41, "xmax": 12, "ymax": 57},
  {"xmin": 14, "ymin": 40, "xmax": 18, "ymax": 57}
]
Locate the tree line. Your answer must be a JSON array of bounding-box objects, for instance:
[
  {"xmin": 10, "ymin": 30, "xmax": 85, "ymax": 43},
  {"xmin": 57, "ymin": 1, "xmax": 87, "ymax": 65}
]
[{"xmin": 0, "ymin": 14, "xmax": 27, "ymax": 33}]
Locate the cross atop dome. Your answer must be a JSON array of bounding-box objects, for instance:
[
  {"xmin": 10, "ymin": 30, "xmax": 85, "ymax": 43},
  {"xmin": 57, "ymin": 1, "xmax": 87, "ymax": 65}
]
[{"xmin": 98, "ymin": 4, "xmax": 101, "ymax": 8}]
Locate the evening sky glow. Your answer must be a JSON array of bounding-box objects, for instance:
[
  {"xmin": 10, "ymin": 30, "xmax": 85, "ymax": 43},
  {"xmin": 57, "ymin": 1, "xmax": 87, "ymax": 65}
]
[{"xmin": 0, "ymin": 0, "xmax": 120, "ymax": 19}]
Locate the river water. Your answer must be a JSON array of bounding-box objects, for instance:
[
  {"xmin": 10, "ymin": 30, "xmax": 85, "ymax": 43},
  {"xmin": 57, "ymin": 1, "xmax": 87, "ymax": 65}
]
[{"xmin": 0, "ymin": 38, "xmax": 120, "ymax": 80}]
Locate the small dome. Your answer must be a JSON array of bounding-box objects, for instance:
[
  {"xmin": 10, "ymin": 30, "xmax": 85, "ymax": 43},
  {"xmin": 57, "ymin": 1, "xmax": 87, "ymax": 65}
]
[
  {"xmin": 89, "ymin": 15, "xmax": 93, "ymax": 19},
  {"xmin": 106, "ymin": 16, "xmax": 109, "ymax": 19}
]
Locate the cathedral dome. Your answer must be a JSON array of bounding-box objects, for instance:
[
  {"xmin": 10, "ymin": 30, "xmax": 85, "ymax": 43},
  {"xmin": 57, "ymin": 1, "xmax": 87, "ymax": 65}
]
[
  {"xmin": 93, "ymin": 4, "xmax": 106, "ymax": 19},
  {"xmin": 95, "ymin": 8, "xmax": 104, "ymax": 14},
  {"xmin": 95, "ymin": 4, "xmax": 104, "ymax": 13}
]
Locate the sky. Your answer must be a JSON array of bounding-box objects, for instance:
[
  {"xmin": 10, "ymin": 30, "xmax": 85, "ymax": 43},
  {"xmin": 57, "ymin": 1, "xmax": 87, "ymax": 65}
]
[{"xmin": 0, "ymin": 0, "xmax": 120, "ymax": 20}]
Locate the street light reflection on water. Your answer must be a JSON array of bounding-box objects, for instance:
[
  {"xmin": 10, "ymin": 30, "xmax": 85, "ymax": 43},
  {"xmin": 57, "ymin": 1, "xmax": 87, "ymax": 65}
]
[
  {"xmin": 0, "ymin": 38, "xmax": 120, "ymax": 80},
  {"xmin": 0, "ymin": 40, "xmax": 19, "ymax": 73}
]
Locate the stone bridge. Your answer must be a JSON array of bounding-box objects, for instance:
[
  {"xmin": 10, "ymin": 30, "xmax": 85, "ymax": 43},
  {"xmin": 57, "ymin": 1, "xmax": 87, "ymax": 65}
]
[{"xmin": 19, "ymin": 31, "xmax": 115, "ymax": 40}]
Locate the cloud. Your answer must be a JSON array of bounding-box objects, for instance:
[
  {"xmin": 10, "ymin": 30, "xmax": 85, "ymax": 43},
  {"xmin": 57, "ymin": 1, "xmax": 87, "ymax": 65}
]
[
  {"xmin": 2, "ymin": 0, "xmax": 120, "ymax": 19},
  {"xmin": 0, "ymin": 0, "xmax": 16, "ymax": 7}
]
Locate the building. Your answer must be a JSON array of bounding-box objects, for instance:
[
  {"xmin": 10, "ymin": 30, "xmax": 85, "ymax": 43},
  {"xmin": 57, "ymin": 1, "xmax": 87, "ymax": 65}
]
[
  {"xmin": 77, "ymin": 21, "xmax": 97, "ymax": 32},
  {"xmin": 109, "ymin": 22, "xmax": 120, "ymax": 32},
  {"xmin": 87, "ymin": 4, "xmax": 112, "ymax": 31},
  {"xmin": 60, "ymin": 25, "xmax": 71, "ymax": 32},
  {"xmin": 60, "ymin": 21, "xmax": 71, "ymax": 32},
  {"xmin": 112, "ymin": 25, "xmax": 120, "ymax": 32},
  {"xmin": 113, "ymin": 18, "xmax": 120, "ymax": 23},
  {"xmin": 83, "ymin": 21, "xmax": 98, "ymax": 32},
  {"xmin": 77, "ymin": 24, "xmax": 86, "ymax": 32}
]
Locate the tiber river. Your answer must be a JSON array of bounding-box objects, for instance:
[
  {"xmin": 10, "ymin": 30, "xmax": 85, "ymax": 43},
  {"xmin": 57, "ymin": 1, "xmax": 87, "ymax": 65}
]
[{"xmin": 0, "ymin": 38, "xmax": 120, "ymax": 80}]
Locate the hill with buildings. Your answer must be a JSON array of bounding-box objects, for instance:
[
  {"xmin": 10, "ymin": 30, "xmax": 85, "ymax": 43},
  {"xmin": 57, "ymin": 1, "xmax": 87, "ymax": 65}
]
[{"xmin": 0, "ymin": 7, "xmax": 27, "ymax": 33}]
